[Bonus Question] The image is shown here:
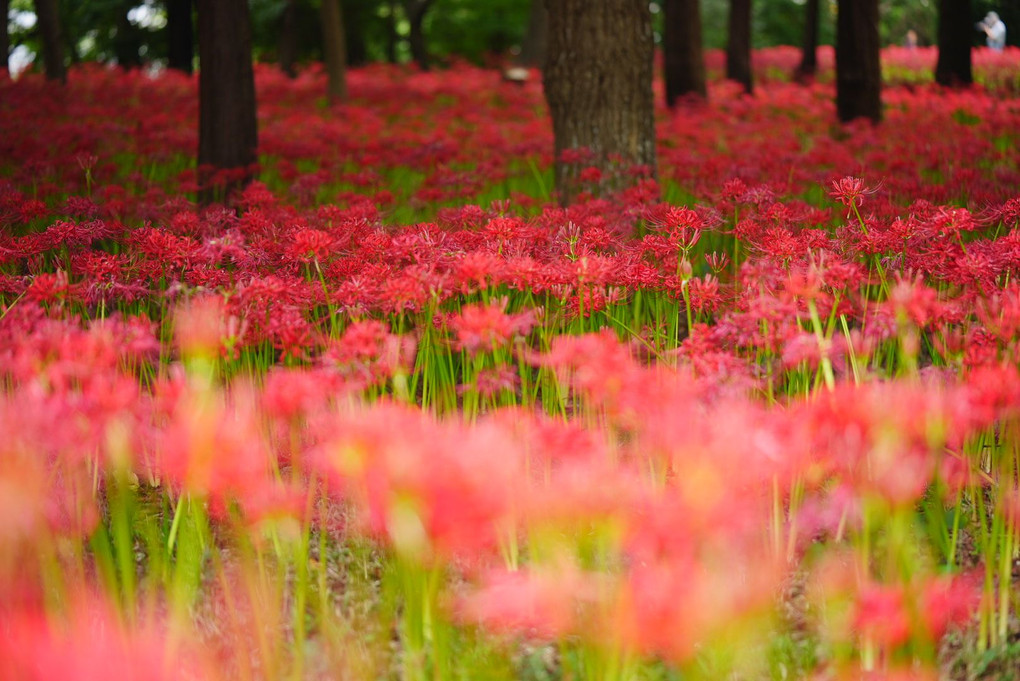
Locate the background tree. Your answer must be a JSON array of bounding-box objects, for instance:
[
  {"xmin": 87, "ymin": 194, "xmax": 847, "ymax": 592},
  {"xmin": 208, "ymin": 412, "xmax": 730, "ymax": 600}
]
[
  {"xmin": 836, "ymin": 0, "xmax": 882, "ymax": 123},
  {"xmin": 321, "ymin": 0, "xmax": 347, "ymax": 101},
  {"xmin": 279, "ymin": 0, "xmax": 298, "ymax": 77},
  {"xmin": 880, "ymin": 0, "xmax": 936, "ymax": 45},
  {"xmin": 2, "ymin": 0, "xmax": 10, "ymax": 72},
  {"xmin": 196, "ymin": 0, "xmax": 258, "ymax": 202},
  {"xmin": 795, "ymin": 0, "xmax": 818, "ymax": 81},
  {"xmin": 34, "ymin": 0, "xmax": 66, "ymax": 82},
  {"xmin": 111, "ymin": 0, "xmax": 143, "ymax": 68},
  {"xmin": 935, "ymin": 0, "xmax": 973, "ymax": 86},
  {"xmin": 166, "ymin": 0, "xmax": 194, "ymax": 74},
  {"xmin": 403, "ymin": 0, "xmax": 434, "ymax": 70},
  {"xmin": 518, "ymin": 0, "xmax": 547, "ymax": 67},
  {"xmin": 726, "ymin": 0, "xmax": 752, "ymax": 93},
  {"xmin": 543, "ymin": 0, "xmax": 655, "ymax": 204},
  {"xmin": 663, "ymin": 0, "xmax": 707, "ymax": 105},
  {"xmin": 426, "ymin": 0, "xmax": 531, "ymax": 65}
]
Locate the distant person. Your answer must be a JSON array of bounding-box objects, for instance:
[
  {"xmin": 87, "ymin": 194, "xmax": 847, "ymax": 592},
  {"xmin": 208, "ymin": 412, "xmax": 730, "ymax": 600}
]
[
  {"xmin": 905, "ymin": 29, "xmax": 918, "ymax": 49},
  {"xmin": 977, "ymin": 11, "xmax": 1007, "ymax": 51}
]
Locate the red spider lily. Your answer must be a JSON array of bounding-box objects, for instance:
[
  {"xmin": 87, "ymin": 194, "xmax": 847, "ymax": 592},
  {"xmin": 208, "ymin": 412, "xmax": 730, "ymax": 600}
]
[
  {"xmin": 853, "ymin": 583, "xmax": 912, "ymax": 649},
  {"xmin": 448, "ymin": 298, "xmax": 535, "ymax": 354},
  {"xmin": 830, "ymin": 177, "xmax": 880, "ymax": 212},
  {"xmin": 0, "ymin": 596, "xmax": 211, "ymax": 681},
  {"xmin": 456, "ymin": 563, "xmax": 595, "ymax": 640},
  {"xmin": 158, "ymin": 378, "xmax": 301, "ymax": 521},
  {"xmin": 919, "ymin": 573, "xmax": 980, "ymax": 640},
  {"xmin": 321, "ymin": 319, "xmax": 415, "ymax": 387},
  {"xmin": 312, "ymin": 403, "xmax": 524, "ymax": 561}
]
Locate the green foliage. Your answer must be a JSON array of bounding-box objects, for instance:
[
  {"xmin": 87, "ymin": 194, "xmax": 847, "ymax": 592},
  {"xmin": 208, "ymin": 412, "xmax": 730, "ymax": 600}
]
[
  {"xmin": 9, "ymin": 0, "xmax": 164, "ymax": 68},
  {"xmin": 7, "ymin": 0, "xmax": 1018, "ymax": 73},
  {"xmin": 425, "ymin": 0, "xmax": 530, "ymax": 64}
]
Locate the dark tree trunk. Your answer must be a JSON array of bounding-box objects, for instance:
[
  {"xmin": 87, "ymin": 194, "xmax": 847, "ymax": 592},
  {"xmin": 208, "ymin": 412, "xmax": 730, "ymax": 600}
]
[
  {"xmin": 404, "ymin": 0, "xmax": 433, "ymax": 70},
  {"xmin": 795, "ymin": 0, "xmax": 819, "ymax": 81},
  {"xmin": 1, "ymin": 0, "xmax": 10, "ymax": 73},
  {"xmin": 166, "ymin": 0, "xmax": 194, "ymax": 75},
  {"xmin": 519, "ymin": 0, "xmax": 548, "ymax": 68},
  {"xmin": 345, "ymin": 1, "xmax": 368, "ymax": 66},
  {"xmin": 726, "ymin": 0, "xmax": 752, "ymax": 93},
  {"xmin": 836, "ymin": 0, "xmax": 881, "ymax": 123},
  {"xmin": 279, "ymin": 0, "xmax": 298, "ymax": 78},
  {"xmin": 321, "ymin": 0, "xmax": 347, "ymax": 102},
  {"xmin": 663, "ymin": 0, "xmax": 707, "ymax": 105},
  {"xmin": 34, "ymin": 0, "xmax": 66, "ymax": 83},
  {"xmin": 196, "ymin": 0, "xmax": 258, "ymax": 203},
  {"xmin": 386, "ymin": 1, "xmax": 398, "ymax": 63},
  {"xmin": 935, "ymin": 0, "xmax": 973, "ymax": 86},
  {"xmin": 113, "ymin": 3, "xmax": 144, "ymax": 69},
  {"xmin": 543, "ymin": 0, "xmax": 656, "ymax": 205}
]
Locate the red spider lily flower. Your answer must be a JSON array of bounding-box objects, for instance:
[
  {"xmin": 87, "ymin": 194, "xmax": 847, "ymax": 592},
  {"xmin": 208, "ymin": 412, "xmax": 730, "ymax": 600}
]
[
  {"xmin": 830, "ymin": 176, "xmax": 880, "ymax": 211},
  {"xmin": 449, "ymin": 298, "xmax": 535, "ymax": 354},
  {"xmin": 313, "ymin": 403, "xmax": 523, "ymax": 561},
  {"xmin": 0, "ymin": 596, "xmax": 211, "ymax": 681},
  {"xmin": 287, "ymin": 227, "xmax": 335, "ymax": 262},
  {"xmin": 466, "ymin": 366, "xmax": 520, "ymax": 399},
  {"xmin": 887, "ymin": 274, "xmax": 944, "ymax": 328},
  {"xmin": 919, "ymin": 573, "xmax": 979, "ymax": 640},
  {"xmin": 25, "ymin": 271, "xmax": 77, "ymax": 305},
  {"xmin": 158, "ymin": 380, "xmax": 295, "ymax": 521},
  {"xmin": 645, "ymin": 204, "xmax": 704, "ymax": 250},
  {"xmin": 704, "ymin": 250, "xmax": 730, "ymax": 274},
  {"xmin": 322, "ymin": 320, "xmax": 416, "ymax": 387},
  {"xmin": 456, "ymin": 564, "xmax": 595, "ymax": 640},
  {"xmin": 853, "ymin": 583, "xmax": 912, "ymax": 649}
]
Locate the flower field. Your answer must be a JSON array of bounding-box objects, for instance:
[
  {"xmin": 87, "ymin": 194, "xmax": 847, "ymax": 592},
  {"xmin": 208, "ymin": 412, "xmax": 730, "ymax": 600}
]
[{"xmin": 2, "ymin": 47, "xmax": 1020, "ymax": 680}]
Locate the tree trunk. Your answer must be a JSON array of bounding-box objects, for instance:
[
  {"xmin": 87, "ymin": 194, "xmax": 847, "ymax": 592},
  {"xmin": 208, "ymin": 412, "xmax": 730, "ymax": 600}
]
[
  {"xmin": 196, "ymin": 0, "xmax": 258, "ymax": 203},
  {"xmin": 386, "ymin": 1, "xmax": 398, "ymax": 63},
  {"xmin": 113, "ymin": 3, "xmax": 143, "ymax": 69},
  {"xmin": 167, "ymin": 0, "xmax": 192, "ymax": 74},
  {"xmin": 519, "ymin": 0, "xmax": 548, "ymax": 68},
  {"xmin": 1, "ymin": 0, "xmax": 10, "ymax": 74},
  {"xmin": 166, "ymin": 0, "xmax": 194, "ymax": 75},
  {"xmin": 795, "ymin": 0, "xmax": 818, "ymax": 81},
  {"xmin": 279, "ymin": 0, "xmax": 298, "ymax": 78},
  {"xmin": 345, "ymin": 1, "xmax": 368, "ymax": 66},
  {"xmin": 726, "ymin": 0, "xmax": 752, "ymax": 93},
  {"xmin": 404, "ymin": 0, "xmax": 433, "ymax": 70},
  {"xmin": 34, "ymin": 0, "xmax": 66, "ymax": 83},
  {"xmin": 321, "ymin": 0, "xmax": 348, "ymax": 102},
  {"xmin": 836, "ymin": 0, "xmax": 881, "ymax": 123},
  {"xmin": 543, "ymin": 0, "xmax": 656, "ymax": 205},
  {"xmin": 935, "ymin": 0, "xmax": 973, "ymax": 86},
  {"xmin": 663, "ymin": 0, "xmax": 707, "ymax": 105}
]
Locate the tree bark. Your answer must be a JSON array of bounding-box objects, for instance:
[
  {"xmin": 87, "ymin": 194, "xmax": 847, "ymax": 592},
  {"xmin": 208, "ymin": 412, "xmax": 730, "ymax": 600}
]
[
  {"xmin": 543, "ymin": 0, "xmax": 656, "ymax": 205},
  {"xmin": 836, "ymin": 0, "xmax": 881, "ymax": 123},
  {"xmin": 663, "ymin": 0, "xmax": 707, "ymax": 105},
  {"xmin": 935, "ymin": 0, "xmax": 973, "ymax": 86},
  {"xmin": 279, "ymin": 0, "xmax": 298, "ymax": 78},
  {"xmin": 345, "ymin": 0, "xmax": 367, "ymax": 66},
  {"xmin": 321, "ymin": 0, "xmax": 348, "ymax": 102},
  {"xmin": 1, "ymin": 0, "xmax": 10, "ymax": 73},
  {"xmin": 196, "ymin": 0, "xmax": 258, "ymax": 203},
  {"xmin": 34, "ymin": 0, "xmax": 66, "ymax": 83},
  {"xmin": 386, "ymin": 1, "xmax": 398, "ymax": 64},
  {"xmin": 166, "ymin": 0, "xmax": 194, "ymax": 75},
  {"xmin": 113, "ymin": 2, "xmax": 143, "ymax": 69},
  {"xmin": 519, "ymin": 0, "xmax": 548, "ymax": 68},
  {"xmin": 795, "ymin": 0, "xmax": 818, "ymax": 81},
  {"xmin": 726, "ymin": 0, "xmax": 752, "ymax": 93},
  {"xmin": 404, "ymin": 0, "xmax": 433, "ymax": 70}
]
